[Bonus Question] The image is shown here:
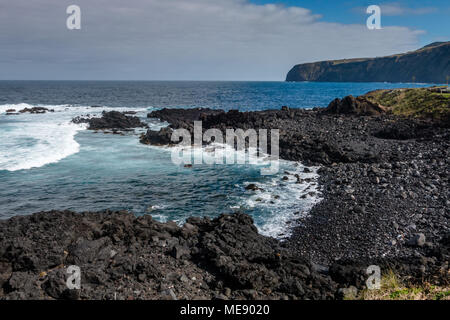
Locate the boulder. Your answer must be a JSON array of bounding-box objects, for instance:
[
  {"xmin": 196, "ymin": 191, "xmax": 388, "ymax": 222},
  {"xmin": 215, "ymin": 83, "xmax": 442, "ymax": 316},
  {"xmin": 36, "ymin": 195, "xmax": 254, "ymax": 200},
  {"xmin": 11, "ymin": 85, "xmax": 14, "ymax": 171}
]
[
  {"xmin": 140, "ymin": 127, "xmax": 175, "ymax": 146},
  {"xmin": 324, "ymin": 96, "xmax": 385, "ymax": 116},
  {"xmin": 407, "ymin": 233, "xmax": 426, "ymax": 247}
]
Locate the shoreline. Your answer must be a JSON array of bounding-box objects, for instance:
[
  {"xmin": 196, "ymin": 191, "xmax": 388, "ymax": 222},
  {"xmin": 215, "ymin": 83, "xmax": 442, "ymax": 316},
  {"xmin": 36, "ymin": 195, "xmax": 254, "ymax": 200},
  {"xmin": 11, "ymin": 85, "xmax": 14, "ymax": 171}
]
[
  {"xmin": 1, "ymin": 91, "xmax": 449, "ymax": 300},
  {"xmin": 141, "ymin": 103, "xmax": 449, "ymax": 259}
]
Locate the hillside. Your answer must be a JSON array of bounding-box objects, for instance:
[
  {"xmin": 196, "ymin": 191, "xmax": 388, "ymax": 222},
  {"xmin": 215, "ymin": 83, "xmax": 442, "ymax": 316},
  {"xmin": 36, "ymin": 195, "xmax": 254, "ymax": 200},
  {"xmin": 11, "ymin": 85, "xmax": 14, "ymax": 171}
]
[
  {"xmin": 286, "ymin": 42, "xmax": 450, "ymax": 83},
  {"xmin": 362, "ymin": 86, "xmax": 450, "ymax": 123}
]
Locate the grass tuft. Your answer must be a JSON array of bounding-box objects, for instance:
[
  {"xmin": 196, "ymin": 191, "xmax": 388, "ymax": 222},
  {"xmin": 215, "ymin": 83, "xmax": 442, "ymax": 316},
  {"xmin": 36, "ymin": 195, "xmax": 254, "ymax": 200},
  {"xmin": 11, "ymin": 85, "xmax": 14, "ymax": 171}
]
[
  {"xmin": 358, "ymin": 270, "xmax": 450, "ymax": 300},
  {"xmin": 363, "ymin": 87, "xmax": 450, "ymax": 122}
]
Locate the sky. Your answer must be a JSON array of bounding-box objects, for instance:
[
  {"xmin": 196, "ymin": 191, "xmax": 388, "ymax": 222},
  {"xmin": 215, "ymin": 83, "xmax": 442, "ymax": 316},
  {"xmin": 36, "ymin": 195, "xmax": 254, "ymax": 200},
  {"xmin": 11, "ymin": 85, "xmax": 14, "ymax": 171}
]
[{"xmin": 0, "ymin": 0, "xmax": 448, "ymax": 80}]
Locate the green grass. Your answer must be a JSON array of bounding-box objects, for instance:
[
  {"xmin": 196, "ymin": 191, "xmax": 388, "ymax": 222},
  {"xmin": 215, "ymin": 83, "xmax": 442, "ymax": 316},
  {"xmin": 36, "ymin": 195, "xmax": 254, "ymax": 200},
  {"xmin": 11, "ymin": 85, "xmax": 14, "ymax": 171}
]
[
  {"xmin": 434, "ymin": 291, "xmax": 450, "ymax": 300},
  {"xmin": 363, "ymin": 87, "xmax": 450, "ymax": 122},
  {"xmin": 434, "ymin": 92, "xmax": 450, "ymax": 98},
  {"xmin": 357, "ymin": 270, "xmax": 450, "ymax": 300}
]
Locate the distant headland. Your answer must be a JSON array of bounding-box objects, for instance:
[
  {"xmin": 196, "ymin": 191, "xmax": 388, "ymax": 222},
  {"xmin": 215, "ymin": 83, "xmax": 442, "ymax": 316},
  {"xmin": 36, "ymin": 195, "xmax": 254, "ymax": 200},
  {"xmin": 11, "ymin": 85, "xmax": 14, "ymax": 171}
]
[{"xmin": 286, "ymin": 41, "xmax": 450, "ymax": 84}]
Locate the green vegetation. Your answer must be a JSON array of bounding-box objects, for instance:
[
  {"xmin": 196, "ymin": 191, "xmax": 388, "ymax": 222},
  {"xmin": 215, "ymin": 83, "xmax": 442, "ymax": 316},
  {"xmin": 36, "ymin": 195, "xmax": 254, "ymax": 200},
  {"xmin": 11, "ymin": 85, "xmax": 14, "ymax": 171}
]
[
  {"xmin": 363, "ymin": 87, "xmax": 450, "ymax": 122},
  {"xmin": 357, "ymin": 270, "xmax": 450, "ymax": 300}
]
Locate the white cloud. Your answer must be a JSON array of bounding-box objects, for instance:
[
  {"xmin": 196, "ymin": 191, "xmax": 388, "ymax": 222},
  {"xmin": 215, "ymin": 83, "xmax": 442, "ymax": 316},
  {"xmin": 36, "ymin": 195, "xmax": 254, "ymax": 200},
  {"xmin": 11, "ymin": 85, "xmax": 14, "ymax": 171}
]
[
  {"xmin": 0, "ymin": 0, "xmax": 423, "ymax": 80},
  {"xmin": 381, "ymin": 3, "xmax": 437, "ymax": 16},
  {"xmin": 354, "ymin": 2, "xmax": 437, "ymax": 16}
]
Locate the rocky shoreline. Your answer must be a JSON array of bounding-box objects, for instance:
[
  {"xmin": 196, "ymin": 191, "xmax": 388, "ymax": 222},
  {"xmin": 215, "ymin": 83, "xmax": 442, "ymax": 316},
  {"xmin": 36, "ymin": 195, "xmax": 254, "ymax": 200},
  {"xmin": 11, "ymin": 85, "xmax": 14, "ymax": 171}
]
[
  {"xmin": 140, "ymin": 97, "xmax": 449, "ymax": 262},
  {"xmin": 1, "ymin": 92, "xmax": 448, "ymax": 300}
]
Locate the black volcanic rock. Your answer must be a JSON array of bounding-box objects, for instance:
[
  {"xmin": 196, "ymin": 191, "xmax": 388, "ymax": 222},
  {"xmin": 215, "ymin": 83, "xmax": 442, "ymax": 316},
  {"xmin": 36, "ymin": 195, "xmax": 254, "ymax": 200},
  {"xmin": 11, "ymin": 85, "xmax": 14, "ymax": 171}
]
[
  {"xmin": 0, "ymin": 206, "xmax": 448, "ymax": 300},
  {"xmin": 148, "ymin": 108, "xmax": 224, "ymax": 130},
  {"xmin": 324, "ymin": 95, "xmax": 385, "ymax": 116},
  {"xmin": 142, "ymin": 104, "xmax": 448, "ymax": 166},
  {"xmin": 140, "ymin": 127, "xmax": 174, "ymax": 146},
  {"xmin": 73, "ymin": 111, "xmax": 147, "ymax": 131},
  {"xmin": 286, "ymin": 42, "xmax": 450, "ymax": 83},
  {"xmin": 19, "ymin": 107, "xmax": 54, "ymax": 114},
  {"xmin": 2, "ymin": 90, "xmax": 449, "ymax": 300},
  {"xmin": 0, "ymin": 210, "xmax": 339, "ymax": 300}
]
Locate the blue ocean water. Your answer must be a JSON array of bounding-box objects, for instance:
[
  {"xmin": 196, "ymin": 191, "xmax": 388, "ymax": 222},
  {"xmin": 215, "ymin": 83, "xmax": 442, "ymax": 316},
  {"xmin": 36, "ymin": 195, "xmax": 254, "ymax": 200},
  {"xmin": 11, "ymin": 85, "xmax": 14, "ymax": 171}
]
[{"xmin": 0, "ymin": 81, "xmax": 433, "ymax": 238}]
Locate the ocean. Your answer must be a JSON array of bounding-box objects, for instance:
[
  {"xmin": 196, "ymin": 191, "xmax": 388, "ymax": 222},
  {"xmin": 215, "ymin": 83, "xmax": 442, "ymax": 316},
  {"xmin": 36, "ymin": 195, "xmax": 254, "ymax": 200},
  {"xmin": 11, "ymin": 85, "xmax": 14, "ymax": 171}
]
[{"xmin": 0, "ymin": 81, "xmax": 433, "ymax": 238}]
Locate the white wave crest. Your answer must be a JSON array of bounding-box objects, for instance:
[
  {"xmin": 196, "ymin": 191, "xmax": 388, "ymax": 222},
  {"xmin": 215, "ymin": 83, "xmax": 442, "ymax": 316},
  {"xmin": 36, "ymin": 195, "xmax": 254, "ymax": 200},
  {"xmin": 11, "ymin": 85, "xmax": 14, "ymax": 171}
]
[
  {"xmin": 0, "ymin": 103, "xmax": 147, "ymax": 171},
  {"xmin": 0, "ymin": 121, "xmax": 86, "ymax": 171}
]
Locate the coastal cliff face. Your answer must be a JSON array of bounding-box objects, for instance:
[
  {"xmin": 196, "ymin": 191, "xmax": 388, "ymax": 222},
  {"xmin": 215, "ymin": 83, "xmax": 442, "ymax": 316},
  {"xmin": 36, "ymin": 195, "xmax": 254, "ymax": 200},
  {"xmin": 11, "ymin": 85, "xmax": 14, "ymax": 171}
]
[{"xmin": 286, "ymin": 42, "xmax": 450, "ymax": 83}]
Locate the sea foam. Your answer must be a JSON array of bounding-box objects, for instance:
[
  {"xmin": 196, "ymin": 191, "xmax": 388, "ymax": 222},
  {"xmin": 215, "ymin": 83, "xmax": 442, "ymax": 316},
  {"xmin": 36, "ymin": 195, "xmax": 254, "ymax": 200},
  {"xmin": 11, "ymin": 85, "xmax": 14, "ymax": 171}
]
[
  {"xmin": 0, "ymin": 104, "xmax": 148, "ymax": 172},
  {"xmin": 243, "ymin": 163, "xmax": 322, "ymax": 239},
  {"xmin": 145, "ymin": 141, "xmax": 322, "ymax": 239}
]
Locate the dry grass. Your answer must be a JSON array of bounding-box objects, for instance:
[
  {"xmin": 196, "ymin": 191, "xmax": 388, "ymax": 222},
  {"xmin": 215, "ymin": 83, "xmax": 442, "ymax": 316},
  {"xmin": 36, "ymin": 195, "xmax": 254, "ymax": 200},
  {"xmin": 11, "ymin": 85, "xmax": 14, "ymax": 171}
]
[{"xmin": 358, "ymin": 270, "xmax": 450, "ymax": 300}]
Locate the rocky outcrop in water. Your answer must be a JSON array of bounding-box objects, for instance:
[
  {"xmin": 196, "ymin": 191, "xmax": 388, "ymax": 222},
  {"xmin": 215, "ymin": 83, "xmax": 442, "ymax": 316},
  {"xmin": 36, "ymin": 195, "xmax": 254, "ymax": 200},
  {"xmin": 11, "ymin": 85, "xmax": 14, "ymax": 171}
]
[
  {"xmin": 73, "ymin": 111, "xmax": 147, "ymax": 131},
  {"xmin": 140, "ymin": 127, "xmax": 174, "ymax": 146},
  {"xmin": 148, "ymin": 108, "xmax": 224, "ymax": 130},
  {"xmin": 19, "ymin": 107, "xmax": 54, "ymax": 114},
  {"xmin": 286, "ymin": 42, "xmax": 450, "ymax": 83},
  {"xmin": 140, "ymin": 108, "xmax": 225, "ymax": 146}
]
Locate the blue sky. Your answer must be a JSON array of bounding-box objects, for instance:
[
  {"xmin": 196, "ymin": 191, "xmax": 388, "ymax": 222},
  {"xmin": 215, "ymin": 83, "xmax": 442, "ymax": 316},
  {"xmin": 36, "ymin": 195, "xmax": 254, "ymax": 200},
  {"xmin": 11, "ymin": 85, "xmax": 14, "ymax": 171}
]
[
  {"xmin": 0, "ymin": 0, "xmax": 448, "ymax": 80},
  {"xmin": 251, "ymin": 0, "xmax": 449, "ymax": 46}
]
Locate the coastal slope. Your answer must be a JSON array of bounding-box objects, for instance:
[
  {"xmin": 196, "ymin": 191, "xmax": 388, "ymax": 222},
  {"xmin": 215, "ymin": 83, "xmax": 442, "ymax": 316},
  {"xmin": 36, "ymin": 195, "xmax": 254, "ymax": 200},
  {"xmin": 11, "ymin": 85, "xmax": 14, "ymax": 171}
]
[{"xmin": 286, "ymin": 42, "xmax": 450, "ymax": 83}]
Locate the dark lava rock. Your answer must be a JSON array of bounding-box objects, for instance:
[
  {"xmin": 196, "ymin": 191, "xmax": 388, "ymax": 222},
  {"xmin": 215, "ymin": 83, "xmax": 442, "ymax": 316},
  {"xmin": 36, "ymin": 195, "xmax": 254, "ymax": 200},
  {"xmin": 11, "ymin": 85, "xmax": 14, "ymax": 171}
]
[
  {"xmin": 42, "ymin": 269, "xmax": 80, "ymax": 300},
  {"xmin": 140, "ymin": 127, "xmax": 174, "ymax": 146},
  {"xmin": 245, "ymin": 184, "xmax": 262, "ymax": 191},
  {"xmin": 2, "ymin": 210, "xmax": 446, "ymax": 300},
  {"xmin": 140, "ymin": 107, "xmax": 449, "ymax": 274},
  {"xmin": 373, "ymin": 119, "xmax": 437, "ymax": 140},
  {"xmin": 19, "ymin": 107, "xmax": 54, "ymax": 114},
  {"xmin": 171, "ymin": 245, "xmax": 190, "ymax": 260},
  {"xmin": 73, "ymin": 111, "xmax": 147, "ymax": 131},
  {"xmin": 324, "ymin": 96, "xmax": 385, "ymax": 116},
  {"xmin": 0, "ymin": 210, "xmax": 338, "ymax": 300},
  {"xmin": 148, "ymin": 107, "xmax": 224, "ymax": 120},
  {"xmin": 3, "ymin": 94, "xmax": 448, "ymax": 300},
  {"xmin": 148, "ymin": 108, "xmax": 224, "ymax": 130},
  {"xmin": 407, "ymin": 233, "xmax": 426, "ymax": 247}
]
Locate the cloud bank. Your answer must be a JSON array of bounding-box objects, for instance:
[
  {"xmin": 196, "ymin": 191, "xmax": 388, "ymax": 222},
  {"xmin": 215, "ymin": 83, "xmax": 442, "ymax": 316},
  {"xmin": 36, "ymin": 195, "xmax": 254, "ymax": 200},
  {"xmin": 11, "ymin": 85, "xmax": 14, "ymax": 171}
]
[
  {"xmin": 380, "ymin": 2, "xmax": 437, "ymax": 16},
  {"xmin": 353, "ymin": 2, "xmax": 437, "ymax": 16},
  {"xmin": 0, "ymin": 0, "xmax": 423, "ymax": 80}
]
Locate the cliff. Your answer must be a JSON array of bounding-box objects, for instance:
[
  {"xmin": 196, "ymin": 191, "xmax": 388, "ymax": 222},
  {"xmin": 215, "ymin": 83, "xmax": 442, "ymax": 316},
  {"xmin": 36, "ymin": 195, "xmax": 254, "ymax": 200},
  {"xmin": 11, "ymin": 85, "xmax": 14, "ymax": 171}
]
[{"xmin": 286, "ymin": 42, "xmax": 450, "ymax": 83}]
